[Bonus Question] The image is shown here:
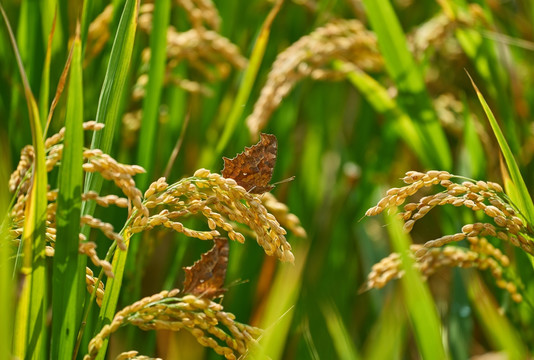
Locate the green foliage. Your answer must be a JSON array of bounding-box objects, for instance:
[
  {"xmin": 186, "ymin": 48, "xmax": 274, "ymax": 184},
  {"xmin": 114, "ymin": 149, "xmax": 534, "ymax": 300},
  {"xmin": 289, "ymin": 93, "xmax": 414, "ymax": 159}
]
[{"xmin": 3, "ymin": 0, "xmax": 534, "ymax": 359}]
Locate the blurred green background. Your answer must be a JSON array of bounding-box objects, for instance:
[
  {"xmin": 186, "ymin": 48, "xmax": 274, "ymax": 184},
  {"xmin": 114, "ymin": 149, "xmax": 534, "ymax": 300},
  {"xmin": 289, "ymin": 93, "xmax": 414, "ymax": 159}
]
[{"xmin": 3, "ymin": 0, "xmax": 534, "ymax": 358}]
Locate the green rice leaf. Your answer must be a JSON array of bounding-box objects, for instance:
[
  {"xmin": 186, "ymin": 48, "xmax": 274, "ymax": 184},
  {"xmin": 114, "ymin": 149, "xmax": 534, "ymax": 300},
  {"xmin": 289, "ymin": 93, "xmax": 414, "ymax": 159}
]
[
  {"xmin": 384, "ymin": 212, "xmax": 448, "ymax": 359},
  {"xmin": 362, "ymin": 292, "xmax": 406, "ymax": 359},
  {"xmin": 467, "ymin": 74, "xmax": 534, "ymax": 224},
  {"xmin": 341, "ymin": 62, "xmax": 433, "ymax": 168},
  {"xmin": 0, "ymin": 132, "xmax": 13, "ymax": 360},
  {"xmin": 38, "ymin": 11, "xmax": 55, "ymax": 130},
  {"xmin": 321, "ymin": 300, "xmax": 360, "ymax": 360},
  {"xmin": 50, "ymin": 32, "xmax": 84, "ymax": 359},
  {"xmin": 136, "ymin": 0, "xmax": 171, "ymax": 188},
  {"xmin": 83, "ymin": 0, "xmax": 139, "ymax": 211},
  {"xmin": 84, "ymin": 2, "xmax": 140, "ymax": 358},
  {"xmin": 362, "ymin": 0, "xmax": 452, "ymax": 170},
  {"xmin": 1, "ymin": 3, "xmax": 48, "ymax": 357},
  {"xmin": 201, "ymin": 0, "xmax": 285, "ymax": 168},
  {"xmin": 467, "ymin": 275, "xmax": 527, "ymax": 358},
  {"xmin": 255, "ymin": 242, "xmax": 308, "ymax": 359},
  {"xmin": 80, "ymin": 0, "xmax": 94, "ymax": 49},
  {"xmin": 94, "ymin": 231, "xmax": 131, "ymax": 360}
]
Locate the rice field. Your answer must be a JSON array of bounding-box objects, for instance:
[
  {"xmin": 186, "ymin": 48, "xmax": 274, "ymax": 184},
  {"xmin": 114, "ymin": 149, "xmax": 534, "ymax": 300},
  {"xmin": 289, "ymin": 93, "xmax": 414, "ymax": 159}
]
[{"xmin": 2, "ymin": 0, "xmax": 534, "ymax": 359}]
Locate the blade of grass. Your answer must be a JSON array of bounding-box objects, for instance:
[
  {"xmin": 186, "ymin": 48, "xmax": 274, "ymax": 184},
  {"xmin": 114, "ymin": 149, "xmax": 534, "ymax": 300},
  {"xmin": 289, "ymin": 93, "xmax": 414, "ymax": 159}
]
[
  {"xmin": 44, "ymin": 20, "xmax": 74, "ymax": 137},
  {"xmin": 1, "ymin": 3, "xmax": 48, "ymax": 358},
  {"xmin": 136, "ymin": 0, "xmax": 171, "ymax": 188},
  {"xmin": 255, "ymin": 241, "xmax": 308, "ymax": 359},
  {"xmin": 467, "ymin": 73, "xmax": 534, "ymax": 223},
  {"xmin": 80, "ymin": 0, "xmax": 94, "ymax": 50},
  {"xmin": 467, "ymin": 274, "xmax": 527, "ymax": 358},
  {"xmin": 200, "ymin": 0, "xmax": 285, "ymax": 168},
  {"xmin": 447, "ymin": 269, "xmax": 473, "ymax": 360},
  {"xmin": 94, "ymin": 229, "xmax": 131, "ymax": 360},
  {"xmin": 75, "ymin": 0, "xmax": 139, "ymax": 354},
  {"xmin": 16, "ymin": 0, "xmax": 42, "ymax": 92},
  {"xmin": 362, "ymin": 0, "xmax": 452, "ymax": 170},
  {"xmin": 50, "ymin": 30, "xmax": 84, "ymax": 359},
  {"xmin": 384, "ymin": 211, "xmax": 448, "ymax": 359},
  {"xmin": 0, "ymin": 134, "xmax": 13, "ymax": 360},
  {"xmin": 124, "ymin": 0, "xmax": 171, "ymax": 324},
  {"xmin": 40, "ymin": 0, "xmax": 60, "ymax": 52},
  {"xmin": 461, "ymin": 98, "xmax": 486, "ymax": 179},
  {"xmin": 362, "ymin": 289, "xmax": 407, "ymax": 359},
  {"xmin": 321, "ymin": 300, "xmax": 360, "ymax": 360},
  {"xmin": 450, "ymin": 1, "xmax": 520, "ymax": 154},
  {"xmin": 83, "ymin": 0, "xmax": 139, "ymax": 206},
  {"xmin": 340, "ymin": 62, "xmax": 433, "ymax": 168},
  {"xmin": 38, "ymin": 11, "xmax": 56, "ymax": 129}
]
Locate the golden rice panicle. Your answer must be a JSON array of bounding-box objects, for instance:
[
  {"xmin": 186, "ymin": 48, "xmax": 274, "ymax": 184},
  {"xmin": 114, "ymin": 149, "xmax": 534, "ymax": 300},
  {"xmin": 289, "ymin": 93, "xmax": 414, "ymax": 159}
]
[
  {"xmin": 408, "ymin": 7, "xmax": 481, "ymax": 58},
  {"xmin": 176, "ymin": 0, "xmax": 221, "ymax": 30},
  {"xmin": 115, "ymin": 350, "xmax": 161, "ymax": 360},
  {"xmin": 367, "ymin": 171, "xmax": 529, "ymax": 251},
  {"xmin": 8, "ymin": 122, "xmax": 147, "ymax": 278},
  {"xmin": 127, "ymin": 2, "xmax": 244, "ymax": 137},
  {"xmin": 82, "ymin": 149, "xmax": 147, "ymax": 216},
  {"xmin": 84, "ymin": 289, "xmax": 180, "ymax": 360},
  {"xmin": 135, "ymin": 3, "xmax": 245, "ymax": 100},
  {"xmin": 246, "ymin": 19, "xmax": 383, "ymax": 138},
  {"xmin": 366, "ymin": 170, "xmax": 451, "ymax": 217},
  {"xmin": 86, "ymin": 267, "xmax": 105, "ymax": 307},
  {"xmin": 261, "ymin": 192, "xmax": 307, "ymax": 238},
  {"xmin": 133, "ymin": 25, "xmax": 246, "ymax": 101},
  {"xmin": 85, "ymin": 291, "xmax": 262, "ymax": 360},
  {"xmin": 10, "ymin": 122, "xmax": 146, "ymax": 216},
  {"xmin": 80, "ymin": 215, "xmax": 126, "ymax": 250},
  {"xmin": 79, "ymin": 242, "xmax": 114, "ymax": 278},
  {"xmin": 9, "ymin": 145, "xmax": 33, "ymax": 192},
  {"xmin": 399, "ymin": 175, "xmax": 534, "ymax": 256},
  {"xmin": 132, "ymin": 170, "xmax": 296, "ymax": 262},
  {"xmin": 365, "ymin": 171, "xmax": 526, "ymax": 302},
  {"xmin": 360, "ymin": 251, "xmax": 403, "ymax": 292},
  {"xmin": 364, "ymin": 244, "xmax": 522, "ymax": 302}
]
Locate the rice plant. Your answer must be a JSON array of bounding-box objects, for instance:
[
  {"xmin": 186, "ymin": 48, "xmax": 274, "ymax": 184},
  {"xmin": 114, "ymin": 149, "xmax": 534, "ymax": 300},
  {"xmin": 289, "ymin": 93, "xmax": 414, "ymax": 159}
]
[{"xmin": 3, "ymin": 0, "xmax": 534, "ymax": 359}]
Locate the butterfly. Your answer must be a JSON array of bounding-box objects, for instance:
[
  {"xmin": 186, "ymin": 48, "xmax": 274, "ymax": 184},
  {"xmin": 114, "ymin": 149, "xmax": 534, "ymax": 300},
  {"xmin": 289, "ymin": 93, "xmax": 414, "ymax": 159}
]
[
  {"xmin": 183, "ymin": 237, "xmax": 228, "ymax": 299},
  {"xmin": 222, "ymin": 133, "xmax": 278, "ymax": 194}
]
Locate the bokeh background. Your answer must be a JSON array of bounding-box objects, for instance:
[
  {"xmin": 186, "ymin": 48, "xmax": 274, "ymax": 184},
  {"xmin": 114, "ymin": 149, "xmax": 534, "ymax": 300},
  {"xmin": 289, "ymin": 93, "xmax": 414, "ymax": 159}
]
[{"xmin": 3, "ymin": 0, "xmax": 534, "ymax": 358}]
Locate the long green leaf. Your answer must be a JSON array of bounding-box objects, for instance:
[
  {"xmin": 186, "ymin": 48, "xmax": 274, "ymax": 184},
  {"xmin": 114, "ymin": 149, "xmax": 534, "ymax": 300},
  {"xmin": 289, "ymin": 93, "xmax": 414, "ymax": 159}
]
[
  {"xmin": 362, "ymin": 293, "xmax": 407, "ymax": 359},
  {"xmin": 80, "ymin": 0, "xmax": 94, "ymax": 50},
  {"xmin": 16, "ymin": 0, "xmax": 41, "ymax": 93},
  {"xmin": 321, "ymin": 300, "xmax": 360, "ymax": 360},
  {"xmin": 50, "ymin": 32, "xmax": 84, "ymax": 359},
  {"xmin": 467, "ymin": 274, "xmax": 527, "ymax": 358},
  {"xmin": 38, "ymin": 11, "xmax": 55, "ymax": 129},
  {"xmin": 83, "ymin": 0, "xmax": 139, "ymax": 208},
  {"xmin": 74, "ymin": 0, "xmax": 139, "ymax": 354},
  {"xmin": 451, "ymin": 1, "xmax": 520, "ymax": 154},
  {"xmin": 136, "ymin": 0, "xmax": 171, "ymax": 188},
  {"xmin": 125, "ymin": 0, "xmax": 171, "ymax": 347},
  {"xmin": 80, "ymin": 0, "xmax": 139, "ymax": 357},
  {"xmin": 341, "ymin": 62, "xmax": 433, "ymax": 168},
  {"xmin": 256, "ymin": 242, "xmax": 308, "ymax": 359},
  {"xmin": 200, "ymin": 0, "xmax": 285, "ymax": 168},
  {"xmin": 362, "ymin": 0, "xmax": 452, "ymax": 170},
  {"xmin": 0, "ymin": 135, "xmax": 13, "ymax": 360},
  {"xmin": 468, "ymin": 74, "xmax": 534, "ymax": 224},
  {"xmin": 94, "ymin": 230, "xmax": 131, "ymax": 360},
  {"xmin": 1, "ymin": 2, "xmax": 48, "ymax": 357},
  {"xmin": 384, "ymin": 212, "xmax": 448, "ymax": 359}
]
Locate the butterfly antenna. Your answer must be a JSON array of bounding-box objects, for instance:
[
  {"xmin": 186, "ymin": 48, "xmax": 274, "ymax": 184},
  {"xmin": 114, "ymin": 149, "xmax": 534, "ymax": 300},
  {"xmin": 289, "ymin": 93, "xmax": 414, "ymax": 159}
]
[{"xmin": 273, "ymin": 176, "xmax": 295, "ymax": 186}]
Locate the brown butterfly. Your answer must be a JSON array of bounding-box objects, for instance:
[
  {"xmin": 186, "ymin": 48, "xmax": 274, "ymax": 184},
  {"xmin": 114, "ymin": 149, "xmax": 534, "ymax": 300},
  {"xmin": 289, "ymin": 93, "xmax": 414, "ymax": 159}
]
[
  {"xmin": 182, "ymin": 237, "xmax": 229, "ymax": 299},
  {"xmin": 222, "ymin": 133, "xmax": 278, "ymax": 194}
]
